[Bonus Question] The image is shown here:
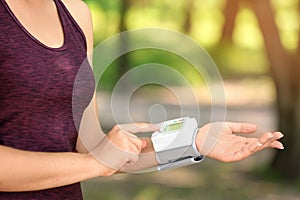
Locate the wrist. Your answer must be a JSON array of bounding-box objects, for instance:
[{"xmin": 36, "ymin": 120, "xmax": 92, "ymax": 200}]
[
  {"xmin": 85, "ymin": 153, "xmax": 116, "ymax": 177},
  {"xmin": 195, "ymin": 127, "xmax": 206, "ymax": 155}
]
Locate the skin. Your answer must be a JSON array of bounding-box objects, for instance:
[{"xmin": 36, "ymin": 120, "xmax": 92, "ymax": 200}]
[{"xmin": 0, "ymin": 0, "xmax": 284, "ymax": 192}]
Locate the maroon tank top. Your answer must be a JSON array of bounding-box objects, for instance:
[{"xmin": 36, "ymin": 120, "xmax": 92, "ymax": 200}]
[{"xmin": 0, "ymin": 0, "xmax": 95, "ymax": 199}]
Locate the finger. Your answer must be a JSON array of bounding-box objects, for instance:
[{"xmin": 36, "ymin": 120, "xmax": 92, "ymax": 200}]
[
  {"xmin": 114, "ymin": 129, "xmax": 143, "ymax": 153},
  {"xmin": 113, "ymin": 128, "xmax": 144, "ymax": 153},
  {"xmin": 247, "ymin": 141, "xmax": 262, "ymax": 152},
  {"xmin": 259, "ymin": 132, "xmax": 274, "ymax": 144},
  {"xmin": 135, "ymin": 123, "xmax": 161, "ymax": 133},
  {"xmin": 227, "ymin": 122, "xmax": 257, "ymax": 134},
  {"xmin": 259, "ymin": 132, "xmax": 283, "ymax": 144},
  {"xmin": 246, "ymin": 137, "xmax": 262, "ymax": 145},
  {"xmin": 127, "ymin": 137, "xmax": 143, "ymax": 153},
  {"xmin": 140, "ymin": 138, "xmax": 148, "ymax": 149},
  {"xmin": 260, "ymin": 132, "xmax": 284, "ymax": 149},
  {"xmin": 258, "ymin": 132, "xmax": 283, "ymax": 150},
  {"xmin": 273, "ymin": 132, "xmax": 284, "ymax": 140},
  {"xmin": 270, "ymin": 141, "xmax": 284, "ymax": 150},
  {"xmin": 118, "ymin": 123, "xmax": 161, "ymax": 134}
]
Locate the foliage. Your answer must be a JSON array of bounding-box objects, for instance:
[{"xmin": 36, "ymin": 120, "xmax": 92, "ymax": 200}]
[{"xmin": 84, "ymin": 0, "xmax": 298, "ymax": 90}]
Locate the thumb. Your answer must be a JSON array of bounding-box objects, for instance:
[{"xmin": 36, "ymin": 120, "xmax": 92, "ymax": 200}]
[
  {"xmin": 227, "ymin": 122, "xmax": 257, "ymax": 134},
  {"xmin": 118, "ymin": 123, "xmax": 161, "ymax": 134},
  {"xmin": 140, "ymin": 138, "xmax": 148, "ymax": 149}
]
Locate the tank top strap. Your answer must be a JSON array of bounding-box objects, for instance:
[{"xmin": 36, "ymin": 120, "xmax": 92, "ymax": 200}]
[{"xmin": 53, "ymin": 0, "xmax": 87, "ymax": 51}]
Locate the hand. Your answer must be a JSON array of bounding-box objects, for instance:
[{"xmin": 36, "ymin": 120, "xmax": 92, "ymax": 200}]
[
  {"xmin": 90, "ymin": 123, "xmax": 160, "ymax": 175},
  {"xmin": 111, "ymin": 122, "xmax": 161, "ymax": 154},
  {"xmin": 196, "ymin": 122, "xmax": 284, "ymax": 162}
]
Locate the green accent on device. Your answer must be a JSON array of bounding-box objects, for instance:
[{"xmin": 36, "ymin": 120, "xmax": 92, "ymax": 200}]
[{"xmin": 164, "ymin": 122, "xmax": 183, "ymax": 132}]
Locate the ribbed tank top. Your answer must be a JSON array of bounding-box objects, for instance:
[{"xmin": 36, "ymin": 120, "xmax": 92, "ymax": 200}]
[{"xmin": 0, "ymin": 0, "xmax": 95, "ymax": 199}]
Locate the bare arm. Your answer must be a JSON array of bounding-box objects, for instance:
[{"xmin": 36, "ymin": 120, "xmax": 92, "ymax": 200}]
[
  {"xmin": 0, "ymin": 120, "xmax": 145, "ymax": 192},
  {"xmin": 0, "ymin": 145, "xmax": 108, "ymax": 191}
]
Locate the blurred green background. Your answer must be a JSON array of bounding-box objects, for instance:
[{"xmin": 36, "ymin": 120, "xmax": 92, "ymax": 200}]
[{"xmin": 81, "ymin": 0, "xmax": 300, "ymax": 199}]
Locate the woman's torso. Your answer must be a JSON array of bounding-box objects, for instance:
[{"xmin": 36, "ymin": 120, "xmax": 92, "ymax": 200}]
[{"xmin": 0, "ymin": 0, "xmax": 94, "ymax": 199}]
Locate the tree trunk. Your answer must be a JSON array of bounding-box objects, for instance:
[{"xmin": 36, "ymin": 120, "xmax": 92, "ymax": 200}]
[
  {"xmin": 272, "ymin": 61, "xmax": 300, "ymax": 179},
  {"xmin": 183, "ymin": 0, "xmax": 194, "ymax": 34},
  {"xmin": 298, "ymin": 2, "xmax": 300, "ymax": 57},
  {"xmin": 220, "ymin": 0, "xmax": 240, "ymax": 43},
  {"xmin": 251, "ymin": 0, "xmax": 300, "ymax": 179},
  {"xmin": 118, "ymin": 0, "xmax": 130, "ymax": 83}
]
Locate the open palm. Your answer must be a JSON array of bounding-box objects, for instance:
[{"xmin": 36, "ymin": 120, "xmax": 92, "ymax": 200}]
[{"xmin": 196, "ymin": 122, "xmax": 284, "ymax": 162}]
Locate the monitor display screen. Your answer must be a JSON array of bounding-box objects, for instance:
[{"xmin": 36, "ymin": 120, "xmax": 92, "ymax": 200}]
[{"xmin": 164, "ymin": 122, "xmax": 183, "ymax": 133}]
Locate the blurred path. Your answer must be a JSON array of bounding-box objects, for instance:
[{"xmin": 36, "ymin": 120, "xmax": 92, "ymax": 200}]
[{"xmin": 97, "ymin": 79, "xmax": 277, "ymax": 134}]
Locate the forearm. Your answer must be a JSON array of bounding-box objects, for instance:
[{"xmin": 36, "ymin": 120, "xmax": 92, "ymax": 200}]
[
  {"xmin": 76, "ymin": 94, "xmax": 105, "ymax": 154},
  {"xmin": 0, "ymin": 145, "xmax": 107, "ymax": 192}
]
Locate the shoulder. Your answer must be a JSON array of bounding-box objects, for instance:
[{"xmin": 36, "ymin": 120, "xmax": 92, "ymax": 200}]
[{"xmin": 60, "ymin": 0, "xmax": 93, "ymax": 54}]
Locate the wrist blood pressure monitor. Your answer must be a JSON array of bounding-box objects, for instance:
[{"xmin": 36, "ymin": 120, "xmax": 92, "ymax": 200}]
[{"xmin": 151, "ymin": 117, "xmax": 204, "ymax": 171}]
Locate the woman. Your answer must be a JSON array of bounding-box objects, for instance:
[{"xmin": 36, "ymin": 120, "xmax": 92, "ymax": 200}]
[{"xmin": 0, "ymin": 0, "xmax": 284, "ymax": 199}]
